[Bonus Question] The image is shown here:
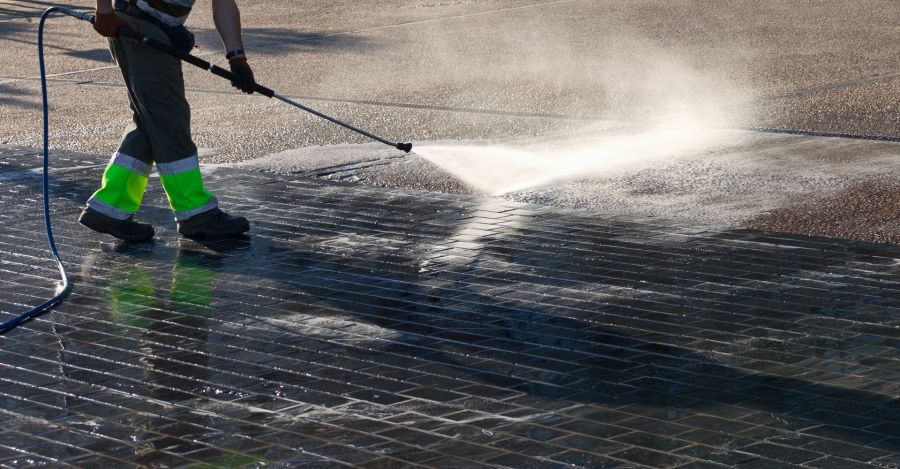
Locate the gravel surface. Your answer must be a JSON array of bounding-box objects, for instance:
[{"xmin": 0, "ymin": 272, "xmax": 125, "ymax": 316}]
[{"xmin": 748, "ymin": 178, "xmax": 900, "ymax": 244}]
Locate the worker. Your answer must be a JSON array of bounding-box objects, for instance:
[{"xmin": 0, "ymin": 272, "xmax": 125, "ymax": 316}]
[{"xmin": 78, "ymin": 0, "xmax": 254, "ymax": 241}]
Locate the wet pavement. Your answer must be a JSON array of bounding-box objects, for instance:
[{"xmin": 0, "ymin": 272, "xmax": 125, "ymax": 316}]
[
  {"xmin": 2, "ymin": 145, "xmax": 900, "ymax": 468},
  {"xmin": 237, "ymin": 130, "xmax": 900, "ymax": 245}
]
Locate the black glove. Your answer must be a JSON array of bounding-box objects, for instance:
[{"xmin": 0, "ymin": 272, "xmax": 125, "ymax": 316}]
[{"xmin": 228, "ymin": 56, "xmax": 256, "ymax": 94}]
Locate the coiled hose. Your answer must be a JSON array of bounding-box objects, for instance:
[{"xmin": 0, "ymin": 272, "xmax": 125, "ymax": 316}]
[{"xmin": 0, "ymin": 6, "xmax": 80, "ymax": 333}]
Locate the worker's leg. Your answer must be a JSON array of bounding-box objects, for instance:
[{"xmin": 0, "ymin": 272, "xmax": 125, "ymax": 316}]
[
  {"xmin": 85, "ymin": 74, "xmax": 154, "ymax": 219},
  {"xmin": 80, "ymin": 21, "xmax": 156, "ymax": 241}
]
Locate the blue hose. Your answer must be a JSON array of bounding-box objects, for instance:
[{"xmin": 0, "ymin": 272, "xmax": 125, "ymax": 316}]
[{"xmin": 0, "ymin": 7, "xmax": 84, "ymax": 333}]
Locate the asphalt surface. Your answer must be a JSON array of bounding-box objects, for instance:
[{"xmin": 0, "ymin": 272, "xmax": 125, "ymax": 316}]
[
  {"xmin": 1, "ymin": 0, "xmax": 898, "ymax": 155},
  {"xmin": 0, "ymin": 0, "xmax": 898, "ymax": 242}
]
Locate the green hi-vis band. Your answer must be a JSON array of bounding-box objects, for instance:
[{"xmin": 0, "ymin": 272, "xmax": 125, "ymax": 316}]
[
  {"xmin": 87, "ymin": 152, "xmax": 152, "ymax": 219},
  {"xmin": 157, "ymin": 155, "xmax": 217, "ymax": 221},
  {"xmin": 108, "ymin": 264, "xmax": 157, "ymax": 329},
  {"xmin": 169, "ymin": 255, "xmax": 216, "ymax": 316}
]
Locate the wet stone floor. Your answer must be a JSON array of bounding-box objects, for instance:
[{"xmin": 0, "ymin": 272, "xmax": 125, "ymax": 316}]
[{"xmin": 1, "ymin": 145, "xmax": 900, "ymax": 468}]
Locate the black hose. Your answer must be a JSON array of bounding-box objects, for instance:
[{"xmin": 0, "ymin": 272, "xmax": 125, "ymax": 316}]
[{"xmin": 1, "ymin": 7, "xmax": 75, "ymax": 333}]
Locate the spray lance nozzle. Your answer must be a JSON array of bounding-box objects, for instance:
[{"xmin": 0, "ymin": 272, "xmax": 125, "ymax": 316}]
[{"xmin": 396, "ymin": 143, "xmax": 413, "ymax": 153}]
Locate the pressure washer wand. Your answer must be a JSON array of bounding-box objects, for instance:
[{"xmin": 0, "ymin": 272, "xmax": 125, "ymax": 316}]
[
  {"xmin": 67, "ymin": 9, "xmax": 413, "ymax": 153},
  {"xmin": 141, "ymin": 37, "xmax": 414, "ymax": 152},
  {"xmin": 271, "ymin": 93, "xmax": 413, "ymax": 153}
]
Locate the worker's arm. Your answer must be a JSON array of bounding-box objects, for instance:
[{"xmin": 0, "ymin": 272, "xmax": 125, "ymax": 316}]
[
  {"xmin": 212, "ymin": 0, "xmax": 256, "ymax": 94},
  {"xmin": 212, "ymin": 0, "xmax": 245, "ymax": 54},
  {"xmin": 93, "ymin": 0, "xmax": 123, "ymax": 37},
  {"xmin": 96, "ymin": 0, "xmax": 113, "ymax": 13}
]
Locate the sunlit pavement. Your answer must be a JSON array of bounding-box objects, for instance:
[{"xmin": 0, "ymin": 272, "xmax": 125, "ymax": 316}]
[{"xmin": 1, "ymin": 145, "xmax": 899, "ymax": 468}]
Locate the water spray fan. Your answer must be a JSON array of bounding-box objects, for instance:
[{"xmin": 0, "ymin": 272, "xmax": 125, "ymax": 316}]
[{"xmin": 69, "ymin": 8, "xmax": 414, "ymax": 153}]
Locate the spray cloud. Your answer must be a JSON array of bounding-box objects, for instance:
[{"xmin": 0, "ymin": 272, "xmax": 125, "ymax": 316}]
[{"xmin": 402, "ymin": 10, "xmax": 753, "ymax": 194}]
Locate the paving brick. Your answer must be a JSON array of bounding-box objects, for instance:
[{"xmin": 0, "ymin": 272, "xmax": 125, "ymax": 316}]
[
  {"xmin": 675, "ymin": 463, "xmax": 732, "ymax": 469},
  {"xmin": 733, "ymin": 458, "xmax": 802, "ymax": 469},
  {"xmin": 549, "ymin": 450, "xmax": 626, "ymax": 468},
  {"xmin": 611, "ymin": 446, "xmax": 689, "ymax": 467},
  {"xmin": 613, "ymin": 431, "xmax": 691, "ymax": 453},
  {"xmin": 739, "ymin": 442, "xmax": 820, "ymax": 464},
  {"xmin": 674, "ymin": 445, "xmax": 758, "ymax": 466},
  {"xmin": 869, "ymin": 450, "xmax": 900, "ymax": 468},
  {"xmin": 801, "ymin": 439, "xmax": 889, "ymax": 463},
  {"xmin": 802, "ymin": 456, "xmax": 882, "ymax": 469},
  {"xmin": 486, "ymin": 452, "xmax": 571, "ymax": 468}
]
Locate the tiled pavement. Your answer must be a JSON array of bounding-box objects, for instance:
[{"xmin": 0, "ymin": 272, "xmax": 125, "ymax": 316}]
[{"xmin": 1, "ymin": 145, "xmax": 900, "ymax": 468}]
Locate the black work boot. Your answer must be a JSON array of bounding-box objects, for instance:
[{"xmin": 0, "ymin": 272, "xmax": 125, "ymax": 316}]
[
  {"xmin": 79, "ymin": 207, "xmax": 155, "ymax": 242},
  {"xmin": 177, "ymin": 208, "xmax": 250, "ymax": 239}
]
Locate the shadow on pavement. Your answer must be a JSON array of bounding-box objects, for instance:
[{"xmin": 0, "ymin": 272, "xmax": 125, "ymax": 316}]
[
  {"xmin": 0, "ymin": 1, "xmax": 87, "ymax": 18},
  {"xmin": 0, "ymin": 83, "xmax": 36, "ymax": 109},
  {"xmin": 192, "ymin": 28, "xmax": 383, "ymax": 57},
  {"xmin": 0, "ymin": 18, "xmax": 104, "ymax": 59},
  {"xmin": 68, "ymin": 201, "xmax": 900, "ymax": 459}
]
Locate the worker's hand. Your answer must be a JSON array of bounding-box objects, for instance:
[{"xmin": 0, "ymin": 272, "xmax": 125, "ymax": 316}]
[
  {"xmin": 92, "ymin": 10, "xmax": 125, "ymax": 38},
  {"xmin": 228, "ymin": 56, "xmax": 256, "ymax": 94}
]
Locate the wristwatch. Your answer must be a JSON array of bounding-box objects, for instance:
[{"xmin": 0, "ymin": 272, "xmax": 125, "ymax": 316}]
[{"xmin": 225, "ymin": 49, "xmax": 245, "ymax": 60}]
